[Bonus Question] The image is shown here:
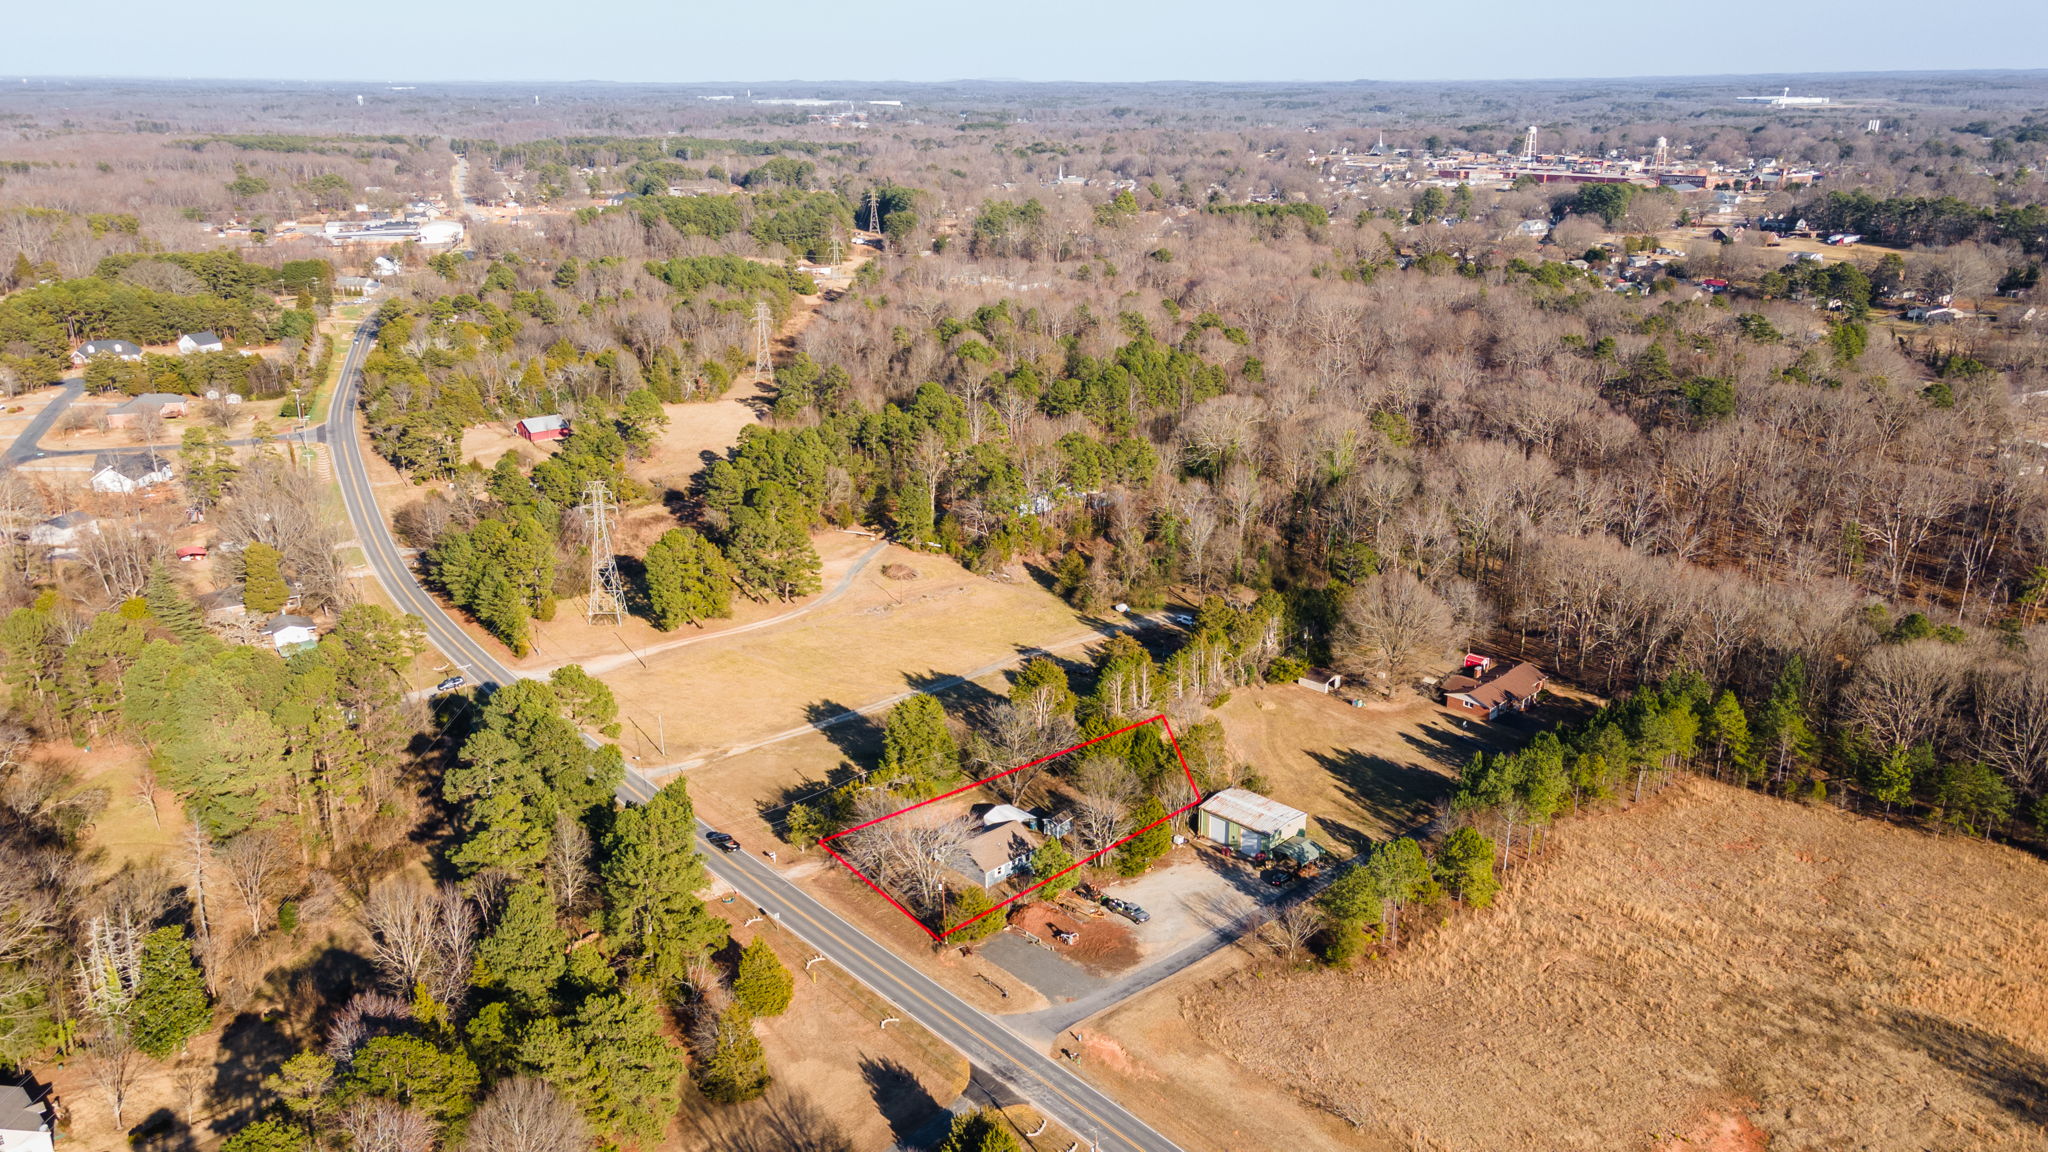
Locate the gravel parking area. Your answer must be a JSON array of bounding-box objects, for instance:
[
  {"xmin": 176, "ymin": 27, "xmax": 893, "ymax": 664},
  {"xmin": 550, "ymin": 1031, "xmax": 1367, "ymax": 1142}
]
[{"xmin": 1099, "ymin": 848, "xmax": 1284, "ymax": 962}]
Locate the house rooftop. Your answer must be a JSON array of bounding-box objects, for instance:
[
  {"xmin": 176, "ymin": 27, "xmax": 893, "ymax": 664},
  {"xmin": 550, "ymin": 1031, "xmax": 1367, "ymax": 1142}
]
[
  {"xmin": 108, "ymin": 392, "xmax": 187, "ymax": 414},
  {"xmin": 957, "ymin": 821, "xmax": 1041, "ymax": 877},
  {"xmin": 0, "ymin": 1084, "xmax": 49, "ymax": 1133},
  {"xmin": 517, "ymin": 414, "xmax": 567, "ymax": 433},
  {"xmin": 1199, "ymin": 787, "xmax": 1306, "ymax": 835},
  {"xmin": 262, "ymin": 613, "xmax": 315, "ymax": 633},
  {"xmin": 1455, "ymin": 661, "xmax": 1547, "ymax": 708},
  {"xmin": 92, "ymin": 450, "xmax": 168, "ymax": 479},
  {"xmin": 183, "ymin": 331, "xmax": 220, "ymax": 344},
  {"xmin": 980, "ymin": 803, "xmax": 1036, "ymax": 828}
]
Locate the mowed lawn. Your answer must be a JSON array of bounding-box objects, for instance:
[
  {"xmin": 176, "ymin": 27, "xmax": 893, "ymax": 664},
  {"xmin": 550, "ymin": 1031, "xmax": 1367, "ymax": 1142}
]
[
  {"xmin": 607, "ymin": 544, "xmax": 1102, "ymax": 766},
  {"xmin": 1212, "ymin": 685, "xmax": 1593, "ymax": 857},
  {"xmin": 1095, "ymin": 776, "xmax": 2048, "ymax": 1152}
]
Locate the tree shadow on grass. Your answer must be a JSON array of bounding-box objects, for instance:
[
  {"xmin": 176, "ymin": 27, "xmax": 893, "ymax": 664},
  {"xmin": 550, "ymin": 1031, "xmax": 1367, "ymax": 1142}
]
[
  {"xmin": 260, "ymin": 944, "xmax": 378, "ymax": 1041},
  {"xmin": 860, "ymin": 1056, "xmax": 942, "ymax": 1147},
  {"xmin": 206, "ymin": 1011, "xmax": 298, "ymax": 1136},
  {"xmin": 130, "ymin": 1108, "xmax": 195, "ymax": 1152},
  {"xmin": 1884, "ymin": 1007, "xmax": 2048, "ymax": 1126},
  {"xmin": 1309, "ymin": 748, "xmax": 1459, "ymax": 848},
  {"xmin": 804, "ymin": 699, "xmax": 885, "ymax": 766},
  {"xmin": 903, "ymin": 669, "xmax": 1007, "ymax": 728},
  {"xmin": 681, "ymin": 1082, "xmax": 856, "ymax": 1152}
]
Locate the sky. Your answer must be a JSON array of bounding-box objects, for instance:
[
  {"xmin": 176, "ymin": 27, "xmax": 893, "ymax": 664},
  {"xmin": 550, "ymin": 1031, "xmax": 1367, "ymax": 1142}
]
[{"xmin": 4, "ymin": 0, "xmax": 2045, "ymax": 84}]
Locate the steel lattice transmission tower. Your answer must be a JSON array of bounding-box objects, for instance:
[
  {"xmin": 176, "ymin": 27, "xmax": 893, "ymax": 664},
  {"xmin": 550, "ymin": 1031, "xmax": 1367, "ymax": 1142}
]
[
  {"xmin": 754, "ymin": 301, "xmax": 772, "ymax": 382},
  {"xmin": 583, "ymin": 479, "xmax": 627, "ymax": 626}
]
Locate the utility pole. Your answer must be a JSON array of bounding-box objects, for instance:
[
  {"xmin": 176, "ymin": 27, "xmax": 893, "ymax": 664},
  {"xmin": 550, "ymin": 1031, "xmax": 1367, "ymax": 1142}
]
[{"xmin": 583, "ymin": 479, "xmax": 626, "ymax": 626}]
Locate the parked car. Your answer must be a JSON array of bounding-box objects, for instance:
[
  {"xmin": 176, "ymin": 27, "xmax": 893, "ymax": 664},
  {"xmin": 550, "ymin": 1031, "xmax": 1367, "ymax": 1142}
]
[
  {"xmin": 705, "ymin": 831, "xmax": 742, "ymax": 853},
  {"xmin": 433, "ymin": 676, "xmax": 467, "ymax": 693},
  {"xmin": 1102, "ymin": 896, "xmax": 1150, "ymax": 923}
]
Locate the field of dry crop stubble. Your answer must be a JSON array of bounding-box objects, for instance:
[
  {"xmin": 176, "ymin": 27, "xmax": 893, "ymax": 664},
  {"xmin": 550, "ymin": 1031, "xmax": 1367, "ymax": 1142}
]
[{"xmin": 1096, "ymin": 776, "xmax": 2048, "ymax": 1152}]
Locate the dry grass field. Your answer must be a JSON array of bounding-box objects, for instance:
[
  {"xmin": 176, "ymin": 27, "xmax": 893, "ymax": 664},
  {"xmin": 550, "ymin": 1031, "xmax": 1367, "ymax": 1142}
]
[
  {"xmin": 586, "ymin": 539, "xmax": 1101, "ymax": 769},
  {"xmin": 1091, "ymin": 776, "xmax": 2048, "ymax": 1152}
]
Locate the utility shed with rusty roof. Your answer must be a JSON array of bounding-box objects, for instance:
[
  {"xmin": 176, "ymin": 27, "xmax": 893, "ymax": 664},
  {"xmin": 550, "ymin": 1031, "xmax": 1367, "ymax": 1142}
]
[{"xmin": 1197, "ymin": 787, "xmax": 1308, "ymax": 854}]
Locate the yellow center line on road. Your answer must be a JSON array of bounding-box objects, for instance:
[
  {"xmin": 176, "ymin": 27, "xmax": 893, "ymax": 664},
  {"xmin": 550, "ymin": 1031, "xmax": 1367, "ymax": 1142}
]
[{"xmin": 725, "ymin": 850, "xmax": 1159, "ymax": 1152}]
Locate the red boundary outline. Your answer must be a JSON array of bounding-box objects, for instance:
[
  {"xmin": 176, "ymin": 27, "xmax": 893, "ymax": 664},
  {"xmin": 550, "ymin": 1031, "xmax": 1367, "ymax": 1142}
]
[{"xmin": 818, "ymin": 714, "xmax": 1203, "ymax": 941}]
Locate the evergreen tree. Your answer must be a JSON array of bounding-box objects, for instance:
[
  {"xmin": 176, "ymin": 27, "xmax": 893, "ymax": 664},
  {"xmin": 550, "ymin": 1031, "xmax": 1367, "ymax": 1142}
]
[
  {"xmin": 1030, "ymin": 836, "xmax": 1079, "ymax": 900},
  {"xmin": 935, "ymin": 1108, "xmax": 1025, "ymax": 1152},
  {"xmin": 548, "ymin": 664, "xmax": 619, "ymax": 731},
  {"xmin": 692, "ymin": 1004, "xmax": 771, "ymax": 1104},
  {"xmin": 783, "ymin": 802, "xmax": 825, "ymax": 849},
  {"xmin": 1361, "ymin": 837, "xmax": 1433, "ymax": 943},
  {"xmin": 1010, "ymin": 656, "xmax": 1078, "ymax": 714},
  {"xmin": 345, "ymin": 1035, "xmax": 480, "ymax": 1124},
  {"xmin": 1433, "ymin": 827, "xmax": 1499, "ymax": 908},
  {"xmin": 519, "ymin": 987, "xmax": 686, "ymax": 1142},
  {"xmin": 143, "ymin": 562, "xmax": 208, "ymax": 643},
  {"xmin": 131, "ymin": 926, "xmax": 210, "ymax": 1059},
  {"xmin": 731, "ymin": 936, "xmax": 794, "ymax": 1017},
  {"xmin": 263, "ymin": 1051, "xmax": 334, "ymax": 1136},
  {"xmin": 1112, "ymin": 795, "xmax": 1172, "ymax": 877},
  {"xmin": 947, "ymin": 886, "xmax": 1004, "ymax": 941},
  {"xmin": 180, "ymin": 425, "xmax": 239, "ymax": 510},
  {"xmin": 1756, "ymin": 657, "xmax": 1816, "ymax": 787},
  {"xmin": 446, "ymin": 681, "xmax": 617, "ymax": 877},
  {"xmin": 1933, "ymin": 760, "xmax": 2013, "ymax": 836},
  {"xmin": 241, "ymin": 542, "xmax": 289, "ymax": 615},
  {"xmin": 617, "ymin": 387, "xmax": 667, "ymax": 455},
  {"xmin": 1702, "ymin": 689, "xmax": 1753, "ymax": 781},
  {"xmin": 724, "ymin": 483, "xmax": 821, "ymax": 601},
  {"xmin": 473, "ymin": 884, "xmax": 568, "ymax": 1010},
  {"xmin": 219, "ymin": 1119, "xmax": 305, "ymax": 1152},
  {"xmin": 471, "ymin": 567, "xmax": 532, "ymax": 656},
  {"xmin": 643, "ymin": 527, "xmax": 737, "ymax": 630},
  {"xmin": 877, "ymin": 694, "xmax": 960, "ymax": 795},
  {"xmin": 601, "ymin": 779, "xmax": 726, "ymax": 982},
  {"xmin": 1869, "ymin": 744, "xmax": 1915, "ymax": 812}
]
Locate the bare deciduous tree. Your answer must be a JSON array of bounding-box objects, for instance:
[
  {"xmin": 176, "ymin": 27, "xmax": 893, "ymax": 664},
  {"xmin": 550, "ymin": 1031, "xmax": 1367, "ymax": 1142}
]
[
  {"xmin": 362, "ymin": 876, "xmax": 475, "ymax": 1005},
  {"xmin": 338, "ymin": 1098, "xmax": 433, "ymax": 1152},
  {"xmin": 1334, "ymin": 569, "xmax": 1461, "ymax": 696},
  {"xmin": 457, "ymin": 1077, "xmax": 590, "ymax": 1152},
  {"xmin": 219, "ymin": 827, "xmax": 292, "ymax": 939}
]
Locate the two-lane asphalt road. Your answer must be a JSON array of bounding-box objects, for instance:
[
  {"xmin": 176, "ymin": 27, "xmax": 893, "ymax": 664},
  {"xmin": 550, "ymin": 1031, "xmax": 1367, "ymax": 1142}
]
[
  {"xmin": 0, "ymin": 379, "xmax": 84, "ymax": 470},
  {"xmin": 323, "ymin": 316, "xmax": 1189, "ymax": 1152}
]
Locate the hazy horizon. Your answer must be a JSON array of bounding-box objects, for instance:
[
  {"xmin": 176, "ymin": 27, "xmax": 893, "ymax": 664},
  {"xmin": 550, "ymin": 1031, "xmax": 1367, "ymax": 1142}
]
[{"xmin": 5, "ymin": 0, "xmax": 2045, "ymax": 87}]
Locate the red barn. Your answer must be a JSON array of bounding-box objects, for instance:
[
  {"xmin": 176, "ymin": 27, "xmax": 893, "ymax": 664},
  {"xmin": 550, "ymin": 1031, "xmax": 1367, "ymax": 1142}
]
[{"xmin": 515, "ymin": 414, "xmax": 567, "ymax": 442}]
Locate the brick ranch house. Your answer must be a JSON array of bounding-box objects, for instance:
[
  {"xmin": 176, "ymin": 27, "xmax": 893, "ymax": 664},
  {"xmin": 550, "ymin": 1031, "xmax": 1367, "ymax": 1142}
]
[{"xmin": 1441, "ymin": 656, "xmax": 1548, "ymax": 719}]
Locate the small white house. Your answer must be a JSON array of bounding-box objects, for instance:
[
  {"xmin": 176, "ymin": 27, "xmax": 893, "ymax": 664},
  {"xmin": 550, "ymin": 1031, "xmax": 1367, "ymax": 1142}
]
[
  {"xmin": 90, "ymin": 451, "xmax": 174, "ymax": 495},
  {"xmin": 26, "ymin": 511, "xmax": 95, "ymax": 547},
  {"xmin": 0, "ymin": 1084, "xmax": 54, "ymax": 1152},
  {"xmin": 263, "ymin": 613, "xmax": 318, "ymax": 654},
  {"xmin": 176, "ymin": 331, "xmax": 224, "ymax": 355},
  {"xmin": 372, "ymin": 255, "xmax": 402, "ymax": 277},
  {"xmin": 70, "ymin": 339, "xmax": 143, "ymax": 365},
  {"xmin": 951, "ymin": 821, "xmax": 1043, "ymax": 889}
]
